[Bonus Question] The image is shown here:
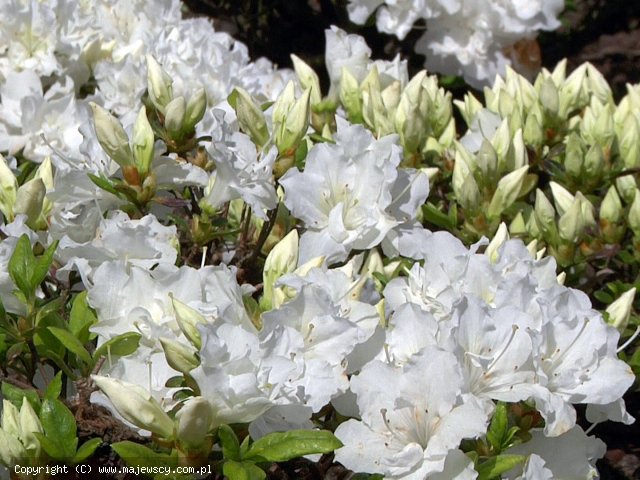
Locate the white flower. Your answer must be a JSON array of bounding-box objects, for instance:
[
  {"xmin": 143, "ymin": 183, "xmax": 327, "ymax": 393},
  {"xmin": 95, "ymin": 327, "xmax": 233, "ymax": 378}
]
[
  {"xmin": 281, "ymin": 118, "xmax": 428, "ymax": 264},
  {"xmin": 504, "ymin": 426, "xmax": 605, "ymax": 479},
  {"xmin": 335, "ymin": 346, "xmax": 488, "ymax": 478},
  {"xmin": 202, "ymin": 131, "xmax": 278, "ymax": 219}
]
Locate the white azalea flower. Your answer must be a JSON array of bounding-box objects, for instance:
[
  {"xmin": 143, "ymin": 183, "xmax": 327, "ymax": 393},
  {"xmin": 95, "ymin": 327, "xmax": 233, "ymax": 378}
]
[
  {"xmin": 335, "ymin": 346, "xmax": 488, "ymax": 478},
  {"xmin": 281, "ymin": 118, "xmax": 429, "ymax": 264}
]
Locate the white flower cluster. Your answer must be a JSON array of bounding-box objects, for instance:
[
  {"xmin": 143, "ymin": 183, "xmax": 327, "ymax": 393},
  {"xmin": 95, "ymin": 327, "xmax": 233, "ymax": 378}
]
[
  {"xmin": 346, "ymin": 0, "xmax": 565, "ymax": 87},
  {"xmin": 0, "ymin": 2, "xmax": 635, "ymax": 478}
]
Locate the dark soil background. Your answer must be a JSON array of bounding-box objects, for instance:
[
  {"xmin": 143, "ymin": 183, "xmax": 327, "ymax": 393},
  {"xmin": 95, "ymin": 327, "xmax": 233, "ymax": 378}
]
[{"xmin": 179, "ymin": 1, "xmax": 640, "ymax": 478}]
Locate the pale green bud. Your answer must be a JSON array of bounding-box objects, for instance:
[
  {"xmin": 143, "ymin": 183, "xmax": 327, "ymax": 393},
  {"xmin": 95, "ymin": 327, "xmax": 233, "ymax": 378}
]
[
  {"xmin": 563, "ymin": 132, "xmax": 585, "ymax": 179},
  {"xmin": 291, "ymin": 54, "xmax": 321, "ymax": 105},
  {"xmin": 89, "ymin": 102, "xmax": 132, "ymax": 167},
  {"xmin": 14, "ymin": 178, "xmax": 45, "ymax": 228},
  {"xmin": 18, "ymin": 397, "xmax": 42, "ymax": 457},
  {"xmin": 617, "ymin": 114, "xmax": 640, "ymax": 169},
  {"xmin": 497, "ymin": 90, "xmax": 516, "ymax": 118},
  {"xmin": 539, "ymin": 77, "xmax": 559, "ymax": 115},
  {"xmin": 362, "ymin": 67, "xmax": 393, "ymax": 136},
  {"xmin": 629, "ymin": 189, "xmax": 640, "ymax": 236},
  {"xmin": 146, "ymin": 54, "xmax": 173, "ymax": 112},
  {"xmin": 234, "ymin": 88, "xmax": 269, "ymax": 148},
  {"xmin": 606, "ymin": 287, "xmax": 636, "ymax": 332},
  {"xmin": 523, "ymin": 112, "xmax": 543, "ymax": 149},
  {"xmin": 506, "ymin": 129, "xmax": 527, "ymax": 171},
  {"xmin": 534, "ymin": 189, "xmax": 558, "ymax": 241},
  {"xmin": 1, "ymin": 401, "xmax": 20, "ymax": 437},
  {"xmin": 184, "ymin": 88, "xmax": 207, "ymax": 132},
  {"xmin": 526, "ymin": 239, "xmax": 539, "ymax": 258},
  {"xmin": 452, "ymin": 149, "xmax": 480, "ymax": 210},
  {"xmin": 583, "ymin": 143, "xmax": 604, "ymax": 180},
  {"xmin": 339, "ymin": 68, "xmax": 363, "ymax": 123},
  {"xmin": 0, "ymin": 154, "xmax": 18, "ymax": 221},
  {"xmin": 616, "ymin": 175, "xmax": 638, "ymax": 204},
  {"xmin": 160, "ymin": 337, "xmax": 199, "ymax": 373},
  {"xmin": 132, "ymin": 106, "xmax": 155, "ymax": 176},
  {"xmin": 164, "ymin": 96, "xmax": 186, "ymax": 138},
  {"xmin": 0, "ymin": 400, "xmax": 25, "ymax": 466},
  {"xmin": 491, "ymin": 119, "xmax": 512, "ymax": 167},
  {"xmin": 454, "ymin": 92, "xmax": 483, "ymax": 127},
  {"xmin": 551, "ymin": 59, "xmax": 567, "ymax": 85},
  {"xmin": 557, "ymin": 271, "xmax": 567, "ymax": 285},
  {"xmin": 549, "ymin": 181, "xmax": 575, "ymax": 216},
  {"xmin": 170, "ymin": 295, "xmax": 206, "ymax": 350},
  {"xmin": 176, "ymin": 397, "xmax": 212, "ymax": 450},
  {"xmin": 91, "ymin": 375, "xmax": 174, "ymax": 439},
  {"xmin": 395, "ymin": 71, "xmax": 428, "ymax": 153},
  {"xmin": 559, "ymin": 64, "xmax": 588, "ymax": 116},
  {"xmin": 381, "ymin": 80, "xmax": 401, "ymax": 114},
  {"xmin": 278, "ymin": 88, "xmax": 311, "ymax": 154},
  {"xmin": 600, "ymin": 185, "xmax": 623, "ymax": 223},
  {"xmin": 262, "ymin": 230, "xmax": 299, "ymax": 311},
  {"xmin": 272, "ymin": 81, "xmax": 296, "ymax": 126},
  {"xmin": 509, "ymin": 211, "xmax": 527, "ymax": 236},
  {"xmin": 558, "ymin": 196, "xmax": 585, "ymax": 242},
  {"xmin": 476, "ymin": 139, "xmax": 498, "ymax": 183},
  {"xmin": 486, "ymin": 222, "xmax": 509, "ymax": 263},
  {"xmin": 487, "ymin": 165, "xmax": 528, "ymax": 220},
  {"xmin": 586, "ymin": 63, "xmax": 613, "ymax": 104}
]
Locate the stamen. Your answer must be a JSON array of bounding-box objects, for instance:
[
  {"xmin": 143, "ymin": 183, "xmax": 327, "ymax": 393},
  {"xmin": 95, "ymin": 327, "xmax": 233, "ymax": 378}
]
[
  {"xmin": 618, "ymin": 325, "xmax": 640, "ymax": 354},
  {"xmin": 485, "ymin": 324, "xmax": 519, "ymax": 375}
]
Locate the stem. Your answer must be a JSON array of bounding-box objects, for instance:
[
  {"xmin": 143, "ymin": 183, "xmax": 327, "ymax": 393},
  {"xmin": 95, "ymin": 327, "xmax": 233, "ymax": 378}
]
[{"xmin": 248, "ymin": 206, "xmax": 280, "ymax": 263}]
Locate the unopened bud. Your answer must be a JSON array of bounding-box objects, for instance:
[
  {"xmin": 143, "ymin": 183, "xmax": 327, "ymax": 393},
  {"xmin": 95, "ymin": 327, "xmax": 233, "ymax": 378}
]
[
  {"xmin": 606, "ymin": 287, "xmax": 636, "ymax": 332},
  {"xmin": 146, "ymin": 55, "xmax": 173, "ymax": 112},
  {"xmin": 90, "ymin": 102, "xmax": 132, "ymax": 168},
  {"xmin": 487, "ymin": 165, "xmax": 528, "ymax": 220}
]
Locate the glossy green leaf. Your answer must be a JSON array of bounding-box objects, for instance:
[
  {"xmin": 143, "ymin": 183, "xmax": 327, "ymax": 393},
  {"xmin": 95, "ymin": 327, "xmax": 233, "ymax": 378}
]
[
  {"xmin": 69, "ymin": 291, "xmax": 97, "ymax": 344},
  {"xmin": 1, "ymin": 382, "xmax": 40, "ymax": 413},
  {"xmin": 111, "ymin": 441, "xmax": 177, "ymax": 468},
  {"xmin": 245, "ymin": 429, "xmax": 342, "ymax": 462},
  {"xmin": 39, "ymin": 398, "xmax": 78, "ymax": 459},
  {"xmin": 48, "ymin": 326, "xmax": 93, "ymax": 366},
  {"xmin": 218, "ymin": 424, "xmax": 241, "ymax": 461},
  {"xmin": 223, "ymin": 460, "xmax": 266, "ymax": 480},
  {"xmin": 477, "ymin": 454, "xmax": 526, "ymax": 480},
  {"xmin": 93, "ymin": 332, "xmax": 141, "ymax": 360},
  {"xmin": 44, "ymin": 371, "xmax": 63, "ymax": 400},
  {"xmin": 73, "ymin": 438, "xmax": 102, "ymax": 464},
  {"xmin": 8, "ymin": 234, "xmax": 34, "ymax": 298}
]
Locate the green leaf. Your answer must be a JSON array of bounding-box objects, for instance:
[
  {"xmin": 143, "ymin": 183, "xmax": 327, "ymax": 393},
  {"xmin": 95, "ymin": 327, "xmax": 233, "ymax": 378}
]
[
  {"xmin": 8, "ymin": 234, "xmax": 35, "ymax": 298},
  {"xmin": 69, "ymin": 291, "xmax": 97, "ymax": 344},
  {"xmin": 48, "ymin": 326, "xmax": 93, "ymax": 366},
  {"xmin": 93, "ymin": 332, "xmax": 141, "ymax": 360},
  {"xmin": 245, "ymin": 429, "xmax": 342, "ymax": 462},
  {"xmin": 223, "ymin": 460, "xmax": 266, "ymax": 480},
  {"xmin": 111, "ymin": 441, "xmax": 178, "ymax": 469},
  {"xmin": 218, "ymin": 424, "xmax": 241, "ymax": 461},
  {"xmin": 486, "ymin": 402, "xmax": 508, "ymax": 452},
  {"xmin": 73, "ymin": 438, "xmax": 102, "ymax": 464},
  {"xmin": 35, "ymin": 432, "xmax": 67, "ymax": 459},
  {"xmin": 88, "ymin": 173, "xmax": 120, "ymax": 196},
  {"xmin": 1, "ymin": 382, "xmax": 41, "ymax": 413},
  {"xmin": 476, "ymin": 454, "xmax": 526, "ymax": 480},
  {"xmin": 33, "ymin": 240, "xmax": 58, "ymax": 289},
  {"xmin": 422, "ymin": 202, "xmax": 457, "ymax": 230},
  {"xmin": 44, "ymin": 371, "xmax": 63, "ymax": 400},
  {"xmin": 39, "ymin": 398, "xmax": 77, "ymax": 459}
]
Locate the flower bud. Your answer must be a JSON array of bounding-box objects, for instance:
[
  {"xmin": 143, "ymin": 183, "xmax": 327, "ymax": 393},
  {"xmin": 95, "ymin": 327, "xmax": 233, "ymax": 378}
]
[
  {"xmin": 234, "ymin": 88, "xmax": 269, "ymax": 148},
  {"xmin": 539, "ymin": 77, "xmax": 559, "ymax": 115},
  {"xmin": 586, "ymin": 63, "xmax": 613, "ymax": 104},
  {"xmin": 563, "ymin": 132, "xmax": 585, "ymax": 179},
  {"xmin": 291, "ymin": 54, "xmax": 321, "ymax": 105},
  {"xmin": 91, "ymin": 375, "xmax": 174, "ymax": 439},
  {"xmin": 606, "ymin": 287, "xmax": 636, "ymax": 332},
  {"xmin": 14, "ymin": 178, "xmax": 46, "ymax": 228},
  {"xmin": 132, "ymin": 106, "xmax": 155, "ymax": 176},
  {"xmin": 454, "ymin": 93, "xmax": 483, "ymax": 127},
  {"xmin": 486, "ymin": 223, "xmax": 509, "ymax": 263},
  {"xmin": 262, "ymin": 230, "xmax": 299, "ymax": 311},
  {"xmin": 549, "ymin": 181, "xmax": 574, "ymax": 216},
  {"xmin": 452, "ymin": 149, "xmax": 480, "ymax": 211},
  {"xmin": 278, "ymin": 88, "xmax": 311, "ymax": 155},
  {"xmin": 164, "ymin": 96, "xmax": 186, "ymax": 139},
  {"xmin": 523, "ymin": 112, "xmax": 543, "ymax": 149},
  {"xmin": 617, "ymin": 114, "xmax": 640, "ymax": 169},
  {"xmin": 89, "ymin": 102, "xmax": 133, "ymax": 168},
  {"xmin": 0, "ymin": 154, "xmax": 18, "ymax": 220},
  {"xmin": 176, "ymin": 397, "xmax": 212, "ymax": 450},
  {"xmin": 534, "ymin": 189, "xmax": 558, "ymax": 242},
  {"xmin": 600, "ymin": 186, "xmax": 623, "ymax": 223},
  {"xmin": 340, "ymin": 68, "xmax": 363, "ymax": 123},
  {"xmin": 170, "ymin": 295, "xmax": 207, "ymax": 350},
  {"xmin": 146, "ymin": 55, "xmax": 173, "ymax": 112},
  {"xmin": 487, "ymin": 165, "xmax": 528, "ymax": 220},
  {"xmin": 616, "ymin": 175, "xmax": 638, "ymax": 204},
  {"xmin": 160, "ymin": 337, "xmax": 199, "ymax": 373},
  {"xmin": 184, "ymin": 88, "xmax": 207, "ymax": 132},
  {"xmin": 18, "ymin": 397, "xmax": 42, "ymax": 457},
  {"xmin": 558, "ymin": 196, "xmax": 585, "ymax": 242}
]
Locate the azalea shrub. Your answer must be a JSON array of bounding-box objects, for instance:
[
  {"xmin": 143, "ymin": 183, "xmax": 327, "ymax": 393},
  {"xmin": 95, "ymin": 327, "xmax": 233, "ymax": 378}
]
[{"xmin": 0, "ymin": 1, "xmax": 638, "ymax": 480}]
